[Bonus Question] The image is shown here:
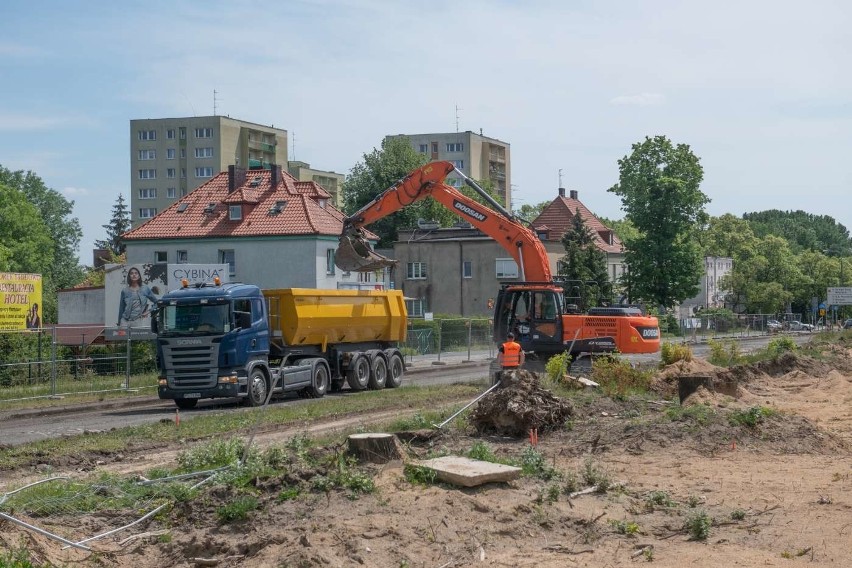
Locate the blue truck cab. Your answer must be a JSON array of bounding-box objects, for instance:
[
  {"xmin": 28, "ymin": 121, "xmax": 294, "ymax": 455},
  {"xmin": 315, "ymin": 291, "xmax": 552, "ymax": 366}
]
[{"xmin": 155, "ymin": 282, "xmax": 271, "ymax": 408}]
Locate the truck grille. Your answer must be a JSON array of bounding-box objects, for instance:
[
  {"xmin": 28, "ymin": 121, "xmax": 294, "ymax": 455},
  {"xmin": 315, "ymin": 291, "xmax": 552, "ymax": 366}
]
[{"xmin": 162, "ymin": 341, "xmax": 219, "ymax": 389}]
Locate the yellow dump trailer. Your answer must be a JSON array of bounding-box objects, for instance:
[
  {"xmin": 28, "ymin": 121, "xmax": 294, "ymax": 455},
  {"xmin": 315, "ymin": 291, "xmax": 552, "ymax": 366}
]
[{"xmin": 264, "ymin": 288, "xmax": 407, "ymax": 349}]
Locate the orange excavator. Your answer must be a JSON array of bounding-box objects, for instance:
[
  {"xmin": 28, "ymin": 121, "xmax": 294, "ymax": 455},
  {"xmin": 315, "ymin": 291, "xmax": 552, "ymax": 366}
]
[{"xmin": 336, "ymin": 161, "xmax": 660, "ymax": 363}]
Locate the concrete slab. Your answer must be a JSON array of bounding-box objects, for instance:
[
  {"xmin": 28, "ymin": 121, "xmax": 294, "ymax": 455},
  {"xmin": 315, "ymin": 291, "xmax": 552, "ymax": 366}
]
[{"xmin": 414, "ymin": 455, "xmax": 521, "ymax": 487}]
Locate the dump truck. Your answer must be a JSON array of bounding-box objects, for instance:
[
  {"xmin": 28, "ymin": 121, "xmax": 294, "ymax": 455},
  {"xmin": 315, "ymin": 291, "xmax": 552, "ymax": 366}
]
[{"xmin": 154, "ymin": 281, "xmax": 407, "ymax": 409}]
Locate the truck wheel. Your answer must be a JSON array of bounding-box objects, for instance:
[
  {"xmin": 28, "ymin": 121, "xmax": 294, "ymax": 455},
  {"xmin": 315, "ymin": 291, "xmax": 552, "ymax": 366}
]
[
  {"xmin": 386, "ymin": 353, "xmax": 404, "ymax": 388},
  {"xmin": 175, "ymin": 398, "xmax": 197, "ymax": 409},
  {"xmin": 309, "ymin": 360, "xmax": 329, "ymax": 398},
  {"xmin": 368, "ymin": 353, "xmax": 387, "ymax": 390},
  {"xmin": 346, "ymin": 355, "xmax": 370, "ymax": 391},
  {"xmin": 245, "ymin": 368, "xmax": 269, "ymax": 407}
]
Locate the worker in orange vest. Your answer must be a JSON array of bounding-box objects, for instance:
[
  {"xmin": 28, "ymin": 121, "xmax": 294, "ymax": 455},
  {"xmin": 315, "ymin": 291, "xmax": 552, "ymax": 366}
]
[{"xmin": 497, "ymin": 332, "xmax": 525, "ymax": 370}]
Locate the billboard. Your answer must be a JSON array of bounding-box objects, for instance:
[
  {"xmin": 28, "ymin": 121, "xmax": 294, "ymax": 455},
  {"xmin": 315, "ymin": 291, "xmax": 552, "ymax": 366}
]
[
  {"xmin": 105, "ymin": 264, "xmax": 228, "ymax": 339},
  {"xmin": 0, "ymin": 272, "xmax": 43, "ymax": 330}
]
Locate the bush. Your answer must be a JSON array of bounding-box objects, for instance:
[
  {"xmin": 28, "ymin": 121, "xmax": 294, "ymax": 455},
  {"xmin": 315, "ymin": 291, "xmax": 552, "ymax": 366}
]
[
  {"xmin": 728, "ymin": 406, "xmax": 776, "ymax": 428},
  {"xmin": 684, "ymin": 510, "xmax": 712, "ymax": 540},
  {"xmin": 660, "ymin": 342, "xmax": 693, "ymax": 366},
  {"xmin": 545, "ymin": 352, "xmax": 571, "ymax": 383},
  {"xmin": 707, "ymin": 339, "xmax": 742, "ymax": 366},
  {"xmin": 590, "ymin": 355, "xmax": 653, "ymax": 398},
  {"xmin": 764, "ymin": 336, "xmax": 797, "ymax": 358}
]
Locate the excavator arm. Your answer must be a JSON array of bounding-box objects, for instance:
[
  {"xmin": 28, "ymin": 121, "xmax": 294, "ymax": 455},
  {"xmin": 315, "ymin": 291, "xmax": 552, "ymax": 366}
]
[{"xmin": 336, "ymin": 161, "xmax": 552, "ymax": 282}]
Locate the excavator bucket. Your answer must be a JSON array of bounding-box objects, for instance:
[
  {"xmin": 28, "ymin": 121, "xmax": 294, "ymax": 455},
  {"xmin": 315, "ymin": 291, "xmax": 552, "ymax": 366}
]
[{"xmin": 335, "ymin": 232, "xmax": 397, "ymax": 272}]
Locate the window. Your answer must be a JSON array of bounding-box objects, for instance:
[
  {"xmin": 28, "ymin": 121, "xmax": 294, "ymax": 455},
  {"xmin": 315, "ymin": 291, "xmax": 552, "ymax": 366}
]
[
  {"xmin": 326, "ymin": 249, "xmax": 335, "ymax": 275},
  {"xmin": 138, "ymin": 130, "xmax": 156, "ymax": 141},
  {"xmin": 167, "ymin": 187, "xmax": 177, "ymax": 198},
  {"xmin": 496, "ymin": 258, "xmax": 519, "ymax": 279},
  {"xmin": 195, "ymin": 147, "xmax": 214, "ymax": 158},
  {"xmin": 418, "ymin": 143, "xmax": 428, "ymax": 153},
  {"xmin": 219, "ymin": 249, "xmax": 235, "ymax": 276},
  {"xmin": 195, "ymin": 167, "xmax": 213, "ymax": 178},
  {"xmin": 406, "ymin": 262, "xmax": 427, "ymax": 279},
  {"xmin": 166, "ymin": 148, "xmax": 176, "ymax": 159},
  {"xmin": 229, "ymin": 205, "xmax": 242, "ymax": 220},
  {"xmin": 179, "ymin": 127, "xmax": 186, "ymax": 140},
  {"xmin": 176, "ymin": 250, "xmax": 188, "ymax": 264},
  {"xmin": 167, "ymin": 129, "xmax": 175, "ymax": 139},
  {"xmin": 462, "ymin": 260, "xmax": 472, "ymax": 278},
  {"xmin": 138, "ymin": 188, "xmax": 157, "ymax": 199},
  {"xmin": 138, "ymin": 149, "xmax": 156, "ymax": 160},
  {"xmin": 180, "ymin": 148, "xmax": 186, "ymax": 158},
  {"xmin": 167, "ymin": 168, "xmax": 176, "ymax": 178},
  {"xmin": 405, "ymin": 298, "xmax": 425, "ymax": 317},
  {"xmin": 447, "ymin": 177, "xmax": 463, "ymax": 188},
  {"xmin": 138, "ymin": 169, "xmax": 156, "ymax": 179},
  {"xmin": 446, "ymin": 142, "xmax": 464, "ymax": 152},
  {"xmin": 195, "ymin": 127, "xmax": 213, "ymax": 138},
  {"xmin": 154, "ymin": 251, "xmax": 168, "ymax": 264},
  {"xmin": 451, "ymin": 160, "xmax": 464, "ymax": 170},
  {"xmin": 139, "ymin": 207, "xmax": 157, "ymax": 219},
  {"xmin": 180, "ymin": 168, "xmax": 186, "ymax": 179}
]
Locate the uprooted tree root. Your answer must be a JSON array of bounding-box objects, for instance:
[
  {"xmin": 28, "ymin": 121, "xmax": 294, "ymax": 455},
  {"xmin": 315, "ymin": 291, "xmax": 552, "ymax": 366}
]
[{"xmin": 469, "ymin": 369, "xmax": 573, "ymax": 437}]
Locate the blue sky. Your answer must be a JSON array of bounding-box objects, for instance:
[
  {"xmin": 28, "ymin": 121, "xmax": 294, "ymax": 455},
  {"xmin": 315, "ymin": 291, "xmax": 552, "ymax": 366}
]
[{"xmin": 2, "ymin": 0, "xmax": 851, "ymax": 261}]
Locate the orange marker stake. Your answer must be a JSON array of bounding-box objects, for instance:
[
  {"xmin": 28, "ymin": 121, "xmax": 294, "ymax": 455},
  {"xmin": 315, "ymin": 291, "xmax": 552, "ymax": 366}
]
[{"xmin": 175, "ymin": 408, "xmax": 181, "ymax": 427}]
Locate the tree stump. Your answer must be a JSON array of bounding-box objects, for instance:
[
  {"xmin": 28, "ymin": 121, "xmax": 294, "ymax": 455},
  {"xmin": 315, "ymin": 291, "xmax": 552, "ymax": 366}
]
[{"xmin": 347, "ymin": 433, "xmax": 407, "ymax": 463}]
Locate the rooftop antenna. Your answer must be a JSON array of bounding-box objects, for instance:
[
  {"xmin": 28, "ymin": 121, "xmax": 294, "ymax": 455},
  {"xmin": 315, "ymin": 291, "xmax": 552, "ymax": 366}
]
[
  {"xmin": 455, "ymin": 104, "xmax": 461, "ymax": 132},
  {"xmin": 558, "ymin": 168, "xmax": 563, "ymax": 188},
  {"xmin": 213, "ymin": 89, "xmax": 218, "ymax": 116}
]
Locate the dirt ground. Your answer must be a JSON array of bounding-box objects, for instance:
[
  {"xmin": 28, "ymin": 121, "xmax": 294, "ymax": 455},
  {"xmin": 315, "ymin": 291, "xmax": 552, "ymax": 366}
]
[{"xmin": 2, "ymin": 340, "xmax": 852, "ymax": 567}]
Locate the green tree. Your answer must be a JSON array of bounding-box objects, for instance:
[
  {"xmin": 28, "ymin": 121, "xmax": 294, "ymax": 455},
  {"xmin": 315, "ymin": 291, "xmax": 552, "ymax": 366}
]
[
  {"xmin": 597, "ymin": 216, "xmax": 640, "ymax": 245},
  {"xmin": 95, "ymin": 194, "xmax": 131, "ymax": 255},
  {"xmin": 516, "ymin": 201, "xmax": 549, "ymax": 223},
  {"xmin": 0, "ymin": 183, "xmax": 54, "ymax": 274},
  {"xmin": 557, "ymin": 212, "xmax": 609, "ymax": 302},
  {"xmin": 608, "ymin": 136, "xmax": 709, "ymax": 308},
  {"xmin": 743, "ymin": 209, "xmax": 851, "ymax": 254},
  {"xmin": 0, "ymin": 165, "xmax": 83, "ymax": 291},
  {"xmin": 343, "ymin": 137, "xmax": 501, "ymax": 247}
]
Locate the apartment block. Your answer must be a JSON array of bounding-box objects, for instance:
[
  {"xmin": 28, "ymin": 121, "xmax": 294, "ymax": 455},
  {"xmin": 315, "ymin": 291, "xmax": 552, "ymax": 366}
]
[
  {"xmin": 287, "ymin": 161, "xmax": 345, "ymax": 208},
  {"xmin": 129, "ymin": 116, "xmax": 288, "ymax": 226},
  {"xmin": 385, "ymin": 131, "xmax": 511, "ymax": 208}
]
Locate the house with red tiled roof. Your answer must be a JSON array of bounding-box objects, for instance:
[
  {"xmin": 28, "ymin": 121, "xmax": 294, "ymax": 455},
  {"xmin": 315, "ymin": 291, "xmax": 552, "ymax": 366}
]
[
  {"xmin": 530, "ymin": 187, "xmax": 625, "ymax": 284},
  {"xmin": 122, "ymin": 165, "xmax": 382, "ymax": 290}
]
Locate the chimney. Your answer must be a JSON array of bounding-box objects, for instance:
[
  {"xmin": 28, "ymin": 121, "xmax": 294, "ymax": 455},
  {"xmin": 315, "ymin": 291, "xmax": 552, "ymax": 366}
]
[
  {"xmin": 569, "ymin": 189, "xmax": 578, "ymax": 200},
  {"xmin": 558, "ymin": 187, "xmax": 565, "ymax": 197},
  {"xmin": 270, "ymin": 164, "xmax": 281, "ymax": 190},
  {"xmin": 228, "ymin": 165, "xmax": 247, "ymax": 193}
]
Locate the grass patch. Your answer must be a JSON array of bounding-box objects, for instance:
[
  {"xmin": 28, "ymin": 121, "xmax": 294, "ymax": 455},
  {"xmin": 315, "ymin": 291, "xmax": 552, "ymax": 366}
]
[
  {"xmin": 216, "ymin": 495, "xmax": 258, "ymax": 523},
  {"xmin": 520, "ymin": 445, "xmax": 560, "ymax": 481},
  {"xmin": 707, "ymin": 339, "xmax": 742, "ymax": 366},
  {"xmin": 664, "ymin": 403, "xmax": 715, "ymax": 426},
  {"xmin": 403, "ymin": 463, "xmax": 438, "ymax": 485},
  {"xmin": 645, "ymin": 490, "xmax": 676, "ymax": 510},
  {"xmin": 728, "ymin": 406, "xmax": 777, "ymax": 428},
  {"xmin": 0, "ymin": 383, "xmax": 482, "ymax": 471},
  {"xmin": 608, "ymin": 519, "xmax": 640, "ymax": 535},
  {"xmin": 660, "ymin": 343, "xmax": 693, "ymax": 366}
]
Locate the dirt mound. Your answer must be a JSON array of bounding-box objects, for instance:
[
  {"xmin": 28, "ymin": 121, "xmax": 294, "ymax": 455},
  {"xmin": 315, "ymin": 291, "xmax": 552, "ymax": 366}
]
[
  {"xmin": 652, "ymin": 357, "xmax": 721, "ymax": 397},
  {"xmin": 469, "ymin": 369, "xmax": 573, "ymax": 437},
  {"xmin": 755, "ymin": 351, "xmax": 833, "ymax": 378}
]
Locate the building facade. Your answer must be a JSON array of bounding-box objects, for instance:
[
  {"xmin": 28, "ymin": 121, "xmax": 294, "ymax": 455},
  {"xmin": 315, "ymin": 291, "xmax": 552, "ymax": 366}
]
[
  {"xmin": 129, "ymin": 116, "xmax": 288, "ymax": 226},
  {"xmin": 287, "ymin": 161, "xmax": 345, "ymax": 208},
  {"xmin": 122, "ymin": 165, "xmax": 383, "ymax": 291},
  {"xmin": 678, "ymin": 256, "xmax": 734, "ymax": 318},
  {"xmin": 384, "ymin": 131, "xmax": 511, "ymax": 208}
]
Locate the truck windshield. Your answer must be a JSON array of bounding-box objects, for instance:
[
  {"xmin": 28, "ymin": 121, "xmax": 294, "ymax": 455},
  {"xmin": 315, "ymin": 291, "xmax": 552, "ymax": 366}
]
[{"xmin": 158, "ymin": 303, "xmax": 231, "ymax": 335}]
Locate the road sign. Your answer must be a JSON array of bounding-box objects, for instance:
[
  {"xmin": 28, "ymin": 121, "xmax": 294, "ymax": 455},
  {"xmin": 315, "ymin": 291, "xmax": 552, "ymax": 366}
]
[{"xmin": 827, "ymin": 287, "xmax": 852, "ymax": 305}]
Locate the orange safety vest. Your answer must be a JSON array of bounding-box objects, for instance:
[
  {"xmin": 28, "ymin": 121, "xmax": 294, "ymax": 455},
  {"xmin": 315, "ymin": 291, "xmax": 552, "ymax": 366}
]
[{"xmin": 501, "ymin": 341, "xmax": 522, "ymax": 368}]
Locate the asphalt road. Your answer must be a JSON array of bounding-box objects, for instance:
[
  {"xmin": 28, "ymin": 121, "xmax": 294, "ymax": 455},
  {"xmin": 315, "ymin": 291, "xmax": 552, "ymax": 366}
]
[{"xmin": 0, "ymin": 333, "xmax": 812, "ymax": 447}]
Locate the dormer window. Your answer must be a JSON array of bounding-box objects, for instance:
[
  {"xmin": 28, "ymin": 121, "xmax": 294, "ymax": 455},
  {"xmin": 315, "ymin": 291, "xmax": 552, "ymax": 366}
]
[
  {"xmin": 317, "ymin": 198, "xmax": 328, "ymax": 209},
  {"xmin": 229, "ymin": 205, "xmax": 242, "ymax": 220},
  {"xmin": 537, "ymin": 230, "xmax": 548, "ymax": 240}
]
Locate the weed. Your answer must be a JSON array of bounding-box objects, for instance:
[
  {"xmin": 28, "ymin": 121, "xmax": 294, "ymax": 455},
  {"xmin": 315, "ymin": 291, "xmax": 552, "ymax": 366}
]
[
  {"xmin": 643, "ymin": 546, "xmax": 654, "ymax": 561},
  {"xmin": 645, "ymin": 490, "xmax": 675, "ymax": 510},
  {"xmin": 0, "ymin": 544, "xmax": 36, "ymax": 568},
  {"xmin": 404, "ymin": 464, "xmax": 438, "ymax": 485},
  {"xmin": 780, "ymin": 551, "xmax": 793, "ymax": 559},
  {"xmin": 686, "ymin": 495, "xmax": 701, "ymax": 508},
  {"xmin": 521, "ymin": 445, "xmax": 560, "ymax": 481},
  {"xmin": 546, "ymin": 483, "xmax": 560, "ymax": 504},
  {"xmin": 562, "ymin": 471, "xmax": 579, "ymax": 494},
  {"xmin": 729, "ymin": 406, "xmax": 777, "ymax": 428},
  {"xmin": 591, "ymin": 355, "xmax": 653, "ymax": 398},
  {"xmin": 467, "ymin": 440, "xmax": 499, "ymax": 463},
  {"xmin": 660, "ymin": 343, "xmax": 693, "ymax": 366},
  {"xmin": 545, "ymin": 352, "xmax": 572, "ymax": 384},
  {"xmin": 608, "ymin": 519, "xmax": 640, "ymax": 535},
  {"xmin": 177, "ymin": 438, "xmax": 247, "ymax": 472},
  {"xmin": 731, "ymin": 508, "xmax": 746, "ymax": 520},
  {"xmin": 684, "ymin": 510, "xmax": 712, "ymax": 540},
  {"xmin": 582, "ymin": 459, "xmax": 611, "ymax": 492},
  {"xmin": 665, "ymin": 403, "xmax": 714, "ymax": 426},
  {"xmin": 764, "ymin": 336, "xmax": 797, "ymax": 357},
  {"xmin": 707, "ymin": 339, "xmax": 742, "ymax": 366},
  {"xmin": 277, "ymin": 486, "xmax": 302, "ymax": 502},
  {"xmin": 216, "ymin": 495, "xmax": 259, "ymax": 523}
]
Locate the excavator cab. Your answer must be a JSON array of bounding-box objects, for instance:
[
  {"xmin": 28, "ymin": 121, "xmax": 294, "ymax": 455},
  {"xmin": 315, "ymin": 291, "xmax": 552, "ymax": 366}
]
[{"xmin": 493, "ymin": 285, "xmax": 564, "ymax": 356}]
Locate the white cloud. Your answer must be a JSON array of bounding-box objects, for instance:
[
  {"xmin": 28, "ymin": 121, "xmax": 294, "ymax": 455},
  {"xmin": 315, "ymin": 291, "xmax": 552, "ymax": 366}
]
[
  {"xmin": 0, "ymin": 114, "xmax": 72, "ymax": 131},
  {"xmin": 609, "ymin": 93, "xmax": 666, "ymax": 106},
  {"xmin": 61, "ymin": 187, "xmax": 90, "ymax": 197}
]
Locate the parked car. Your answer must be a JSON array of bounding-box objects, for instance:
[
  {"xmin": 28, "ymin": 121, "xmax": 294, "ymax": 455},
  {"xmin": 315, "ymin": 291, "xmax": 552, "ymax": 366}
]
[
  {"xmin": 843, "ymin": 318, "xmax": 852, "ymax": 330},
  {"xmin": 787, "ymin": 320, "xmax": 814, "ymax": 332},
  {"xmin": 766, "ymin": 319, "xmax": 783, "ymax": 332}
]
